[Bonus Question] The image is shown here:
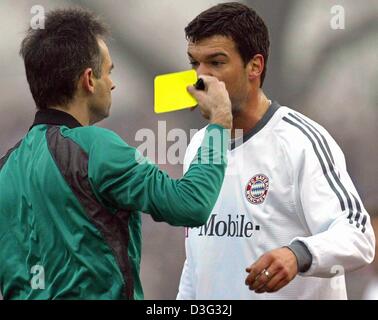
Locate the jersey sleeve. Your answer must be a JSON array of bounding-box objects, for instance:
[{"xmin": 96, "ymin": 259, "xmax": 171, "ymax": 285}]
[
  {"xmin": 88, "ymin": 124, "xmax": 229, "ymax": 227},
  {"xmin": 281, "ymin": 114, "xmax": 375, "ymax": 277},
  {"xmin": 177, "ymin": 131, "xmax": 206, "ymax": 300}
]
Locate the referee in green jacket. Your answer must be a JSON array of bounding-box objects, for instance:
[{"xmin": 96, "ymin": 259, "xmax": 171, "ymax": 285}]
[{"xmin": 0, "ymin": 8, "xmax": 232, "ymax": 300}]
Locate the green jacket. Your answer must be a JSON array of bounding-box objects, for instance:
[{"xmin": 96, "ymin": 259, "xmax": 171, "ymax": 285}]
[{"xmin": 0, "ymin": 109, "xmax": 228, "ymax": 300}]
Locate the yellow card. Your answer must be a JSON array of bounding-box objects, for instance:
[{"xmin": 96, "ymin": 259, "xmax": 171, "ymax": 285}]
[{"xmin": 154, "ymin": 70, "xmax": 198, "ymax": 114}]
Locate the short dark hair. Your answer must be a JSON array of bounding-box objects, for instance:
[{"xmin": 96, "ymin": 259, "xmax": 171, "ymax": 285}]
[
  {"xmin": 20, "ymin": 8, "xmax": 109, "ymax": 110},
  {"xmin": 185, "ymin": 2, "xmax": 270, "ymax": 87}
]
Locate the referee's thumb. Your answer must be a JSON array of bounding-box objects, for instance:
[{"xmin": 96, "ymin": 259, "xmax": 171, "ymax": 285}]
[
  {"xmin": 187, "ymin": 85, "xmax": 206, "ymax": 100},
  {"xmin": 187, "ymin": 85, "xmax": 196, "ymax": 96}
]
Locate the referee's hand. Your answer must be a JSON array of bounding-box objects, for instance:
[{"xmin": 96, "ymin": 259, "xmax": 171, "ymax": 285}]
[
  {"xmin": 187, "ymin": 75, "xmax": 233, "ymax": 129},
  {"xmin": 245, "ymin": 247, "xmax": 298, "ymax": 294}
]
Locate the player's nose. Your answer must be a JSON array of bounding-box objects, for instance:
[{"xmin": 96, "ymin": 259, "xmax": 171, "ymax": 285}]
[{"xmin": 196, "ymin": 63, "xmax": 213, "ymax": 77}]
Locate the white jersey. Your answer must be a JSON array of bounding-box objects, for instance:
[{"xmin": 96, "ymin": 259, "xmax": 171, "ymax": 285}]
[{"xmin": 177, "ymin": 102, "xmax": 375, "ymax": 300}]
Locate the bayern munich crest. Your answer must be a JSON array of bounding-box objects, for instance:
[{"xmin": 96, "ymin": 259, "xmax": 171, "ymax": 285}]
[{"xmin": 245, "ymin": 174, "xmax": 269, "ymax": 205}]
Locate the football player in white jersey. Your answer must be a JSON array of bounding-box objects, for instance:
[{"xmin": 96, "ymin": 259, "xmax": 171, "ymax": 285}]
[{"xmin": 178, "ymin": 2, "xmax": 375, "ymax": 299}]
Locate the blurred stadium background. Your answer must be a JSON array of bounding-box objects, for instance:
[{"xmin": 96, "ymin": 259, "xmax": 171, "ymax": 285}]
[{"xmin": 0, "ymin": 0, "xmax": 377, "ymax": 299}]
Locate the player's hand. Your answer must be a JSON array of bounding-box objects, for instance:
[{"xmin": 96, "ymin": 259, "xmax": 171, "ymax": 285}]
[
  {"xmin": 245, "ymin": 247, "xmax": 298, "ymax": 294},
  {"xmin": 187, "ymin": 75, "xmax": 232, "ymax": 129}
]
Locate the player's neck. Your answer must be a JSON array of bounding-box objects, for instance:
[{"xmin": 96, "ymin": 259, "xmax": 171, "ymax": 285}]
[{"xmin": 231, "ymin": 90, "xmax": 271, "ymax": 139}]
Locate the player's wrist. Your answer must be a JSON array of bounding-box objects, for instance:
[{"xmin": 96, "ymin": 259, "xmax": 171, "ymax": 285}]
[{"xmin": 285, "ymin": 241, "xmax": 312, "ymax": 273}]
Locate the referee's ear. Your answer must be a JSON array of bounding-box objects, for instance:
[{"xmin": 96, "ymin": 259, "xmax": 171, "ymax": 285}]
[{"xmin": 81, "ymin": 68, "xmax": 96, "ymax": 94}]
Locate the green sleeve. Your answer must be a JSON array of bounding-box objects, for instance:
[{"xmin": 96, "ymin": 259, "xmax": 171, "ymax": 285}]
[{"xmin": 88, "ymin": 124, "xmax": 229, "ymax": 227}]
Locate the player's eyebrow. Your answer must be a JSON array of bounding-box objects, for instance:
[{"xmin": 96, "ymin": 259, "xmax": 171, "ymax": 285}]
[
  {"xmin": 187, "ymin": 52, "xmax": 229, "ymax": 60},
  {"xmin": 110, "ymin": 63, "xmax": 114, "ymax": 71}
]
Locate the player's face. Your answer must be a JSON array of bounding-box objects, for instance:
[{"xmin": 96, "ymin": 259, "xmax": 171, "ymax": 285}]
[
  {"xmin": 88, "ymin": 39, "xmax": 116, "ymax": 124},
  {"xmin": 188, "ymin": 35, "xmax": 249, "ymax": 113}
]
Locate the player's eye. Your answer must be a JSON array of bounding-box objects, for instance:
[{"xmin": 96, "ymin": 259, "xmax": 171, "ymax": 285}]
[
  {"xmin": 211, "ymin": 61, "xmax": 225, "ymax": 67},
  {"xmin": 189, "ymin": 61, "xmax": 199, "ymax": 68}
]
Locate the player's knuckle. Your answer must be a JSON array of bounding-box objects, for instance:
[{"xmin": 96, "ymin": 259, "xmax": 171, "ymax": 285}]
[
  {"xmin": 266, "ymin": 287, "xmax": 274, "ymax": 293},
  {"xmin": 265, "ymin": 252, "xmax": 273, "ymax": 261},
  {"xmin": 276, "ymin": 265, "xmax": 284, "ymax": 273},
  {"xmin": 273, "ymin": 261, "xmax": 283, "ymax": 270},
  {"xmin": 281, "ymin": 268, "xmax": 289, "ymax": 278},
  {"xmin": 265, "ymin": 283, "xmax": 274, "ymax": 291},
  {"xmin": 249, "ymin": 266, "xmax": 257, "ymax": 274}
]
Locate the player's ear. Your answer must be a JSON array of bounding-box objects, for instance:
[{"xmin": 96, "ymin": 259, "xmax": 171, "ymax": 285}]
[
  {"xmin": 81, "ymin": 68, "xmax": 96, "ymax": 94},
  {"xmin": 246, "ymin": 54, "xmax": 264, "ymax": 83}
]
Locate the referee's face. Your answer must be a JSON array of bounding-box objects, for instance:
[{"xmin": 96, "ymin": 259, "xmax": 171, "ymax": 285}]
[
  {"xmin": 188, "ymin": 35, "xmax": 249, "ymax": 113},
  {"xmin": 88, "ymin": 39, "xmax": 116, "ymax": 123}
]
